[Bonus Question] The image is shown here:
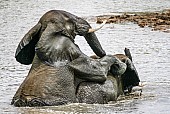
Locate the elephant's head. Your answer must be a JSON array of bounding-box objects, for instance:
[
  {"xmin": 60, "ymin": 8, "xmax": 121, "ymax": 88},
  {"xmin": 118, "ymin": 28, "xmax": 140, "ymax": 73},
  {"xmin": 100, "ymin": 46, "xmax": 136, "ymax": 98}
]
[
  {"xmin": 100, "ymin": 55, "xmax": 127, "ymax": 76},
  {"xmin": 121, "ymin": 58, "xmax": 140, "ymax": 90},
  {"xmin": 114, "ymin": 51, "xmax": 140, "ymax": 91},
  {"xmin": 15, "ymin": 10, "xmax": 106, "ymax": 65},
  {"xmin": 68, "ymin": 55, "xmax": 126, "ymax": 83},
  {"xmin": 90, "ymin": 54, "xmax": 127, "ymax": 76}
]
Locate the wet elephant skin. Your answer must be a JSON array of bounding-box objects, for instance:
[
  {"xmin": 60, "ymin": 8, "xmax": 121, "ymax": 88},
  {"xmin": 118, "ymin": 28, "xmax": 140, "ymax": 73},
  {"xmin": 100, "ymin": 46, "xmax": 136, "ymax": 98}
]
[
  {"xmin": 76, "ymin": 52, "xmax": 140, "ymax": 104},
  {"xmin": 11, "ymin": 10, "xmax": 110, "ymax": 107}
]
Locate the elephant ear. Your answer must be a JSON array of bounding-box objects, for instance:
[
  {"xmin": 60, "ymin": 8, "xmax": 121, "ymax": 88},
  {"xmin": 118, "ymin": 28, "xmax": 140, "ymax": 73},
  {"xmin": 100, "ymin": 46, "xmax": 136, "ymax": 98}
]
[{"xmin": 15, "ymin": 23, "xmax": 42, "ymax": 65}]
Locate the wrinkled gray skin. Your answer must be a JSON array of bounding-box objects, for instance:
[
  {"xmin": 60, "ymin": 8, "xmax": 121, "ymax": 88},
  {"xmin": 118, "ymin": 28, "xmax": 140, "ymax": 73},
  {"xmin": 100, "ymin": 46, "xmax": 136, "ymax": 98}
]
[
  {"xmin": 76, "ymin": 52, "xmax": 140, "ymax": 104},
  {"xmin": 11, "ymin": 10, "xmax": 123, "ymax": 107}
]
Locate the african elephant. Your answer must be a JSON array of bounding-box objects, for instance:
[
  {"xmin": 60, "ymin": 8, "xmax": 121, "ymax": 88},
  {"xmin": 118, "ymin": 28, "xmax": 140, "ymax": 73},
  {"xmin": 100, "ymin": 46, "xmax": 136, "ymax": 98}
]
[
  {"xmin": 11, "ymin": 10, "xmax": 118, "ymax": 107},
  {"xmin": 76, "ymin": 48, "xmax": 141, "ymax": 104}
]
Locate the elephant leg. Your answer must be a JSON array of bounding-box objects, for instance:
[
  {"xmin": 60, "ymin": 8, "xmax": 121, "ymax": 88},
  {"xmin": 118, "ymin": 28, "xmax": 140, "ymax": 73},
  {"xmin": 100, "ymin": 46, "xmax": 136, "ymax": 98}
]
[
  {"xmin": 76, "ymin": 74, "xmax": 122, "ymax": 104},
  {"xmin": 12, "ymin": 98, "xmax": 27, "ymax": 107},
  {"xmin": 28, "ymin": 98, "xmax": 69, "ymax": 106},
  {"xmin": 27, "ymin": 98, "xmax": 47, "ymax": 107},
  {"xmin": 11, "ymin": 96, "xmax": 47, "ymax": 107},
  {"xmin": 76, "ymin": 82, "xmax": 107, "ymax": 104},
  {"xmin": 12, "ymin": 97, "xmax": 63, "ymax": 107}
]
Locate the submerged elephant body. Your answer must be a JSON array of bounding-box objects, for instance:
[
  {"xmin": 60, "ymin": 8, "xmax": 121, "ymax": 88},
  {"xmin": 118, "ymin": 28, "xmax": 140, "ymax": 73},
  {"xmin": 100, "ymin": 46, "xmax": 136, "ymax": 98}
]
[
  {"xmin": 12, "ymin": 10, "xmax": 141, "ymax": 107},
  {"xmin": 11, "ymin": 10, "xmax": 123, "ymax": 107},
  {"xmin": 12, "ymin": 55, "xmax": 76, "ymax": 106},
  {"xmin": 76, "ymin": 50, "xmax": 140, "ymax": 104},
  {"xmin": 76, "ymin": 74, "xmax": 122, "ymax": 104},
  {"xmin": 12, "ymin": 53, "xmax": 123, "ymax": 106}
]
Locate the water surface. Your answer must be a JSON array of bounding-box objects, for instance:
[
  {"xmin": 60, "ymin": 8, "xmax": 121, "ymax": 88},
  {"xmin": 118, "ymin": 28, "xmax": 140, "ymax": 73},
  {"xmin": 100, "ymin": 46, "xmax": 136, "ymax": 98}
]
[{"xmin": 0, "ymin": 0, "xmax": 170, "ymax": 113}]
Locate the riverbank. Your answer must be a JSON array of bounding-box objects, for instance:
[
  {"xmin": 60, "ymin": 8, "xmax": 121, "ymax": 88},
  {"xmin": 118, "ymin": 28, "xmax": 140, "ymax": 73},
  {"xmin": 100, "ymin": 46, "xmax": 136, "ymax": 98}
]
[{"xmin": 96, "ymin": 9, "xmax": 170, "ymax": 33}]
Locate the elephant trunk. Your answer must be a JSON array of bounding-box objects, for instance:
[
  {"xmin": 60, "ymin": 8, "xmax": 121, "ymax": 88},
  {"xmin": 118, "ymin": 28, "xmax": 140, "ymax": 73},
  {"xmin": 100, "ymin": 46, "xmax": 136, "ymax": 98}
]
[{"xmin": 84, "ymin": 32, "xmax": 106, "ymax": 58}]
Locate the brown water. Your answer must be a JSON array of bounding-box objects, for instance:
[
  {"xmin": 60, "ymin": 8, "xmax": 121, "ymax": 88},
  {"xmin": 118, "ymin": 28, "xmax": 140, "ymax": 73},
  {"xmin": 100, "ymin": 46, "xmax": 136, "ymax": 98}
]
[{"xmin": 0, "ymin": 0, "xmax": 170, "ymax": 113}]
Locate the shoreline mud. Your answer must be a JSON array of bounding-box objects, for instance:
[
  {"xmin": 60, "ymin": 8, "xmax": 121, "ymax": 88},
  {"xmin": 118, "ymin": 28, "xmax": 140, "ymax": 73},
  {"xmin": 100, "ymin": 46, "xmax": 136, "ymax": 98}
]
[{"xmin": 96, "ymin": 9, "xmax": 170, "ymax": 33}]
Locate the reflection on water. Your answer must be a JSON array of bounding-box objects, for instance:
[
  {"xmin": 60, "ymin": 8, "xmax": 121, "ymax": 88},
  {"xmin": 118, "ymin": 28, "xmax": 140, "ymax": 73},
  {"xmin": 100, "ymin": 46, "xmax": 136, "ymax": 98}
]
[{"xmin": 0, "ymin": 0, "xmax": 170, "ymax": 113}]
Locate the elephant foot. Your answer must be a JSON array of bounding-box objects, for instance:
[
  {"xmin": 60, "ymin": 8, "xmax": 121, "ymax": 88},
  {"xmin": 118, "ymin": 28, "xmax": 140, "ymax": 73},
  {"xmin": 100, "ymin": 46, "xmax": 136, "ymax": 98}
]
[
  {"xmin": 27, "ymin": 98, "xmax": 48, "ymax": 107},
  {"xmin": 12, "ymin": 98, "xmax": 47, "ymax": 107},
  {"xmin": 12, "ymin": 96, "xmax": 72, "ymax": 107},
  {"xmin": 12, "ymin": 99, "xmax": 27, "ymax": 107}
]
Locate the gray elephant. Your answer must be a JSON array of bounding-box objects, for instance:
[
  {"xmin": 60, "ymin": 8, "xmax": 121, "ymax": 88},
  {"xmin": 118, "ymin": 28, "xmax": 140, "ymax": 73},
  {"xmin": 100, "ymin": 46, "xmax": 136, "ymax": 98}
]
[
  {"xmin": 76, "ymin": 48, "xmax": 141, "ymax": 104},
  {"xmin": 11, "ymin": 10, "xmax": 119, "ymax": 107}
]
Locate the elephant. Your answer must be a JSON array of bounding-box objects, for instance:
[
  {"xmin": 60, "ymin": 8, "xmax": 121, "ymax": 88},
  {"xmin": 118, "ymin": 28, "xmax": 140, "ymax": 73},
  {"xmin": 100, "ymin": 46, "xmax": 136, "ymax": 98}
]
[
  {"xmin": 76, "ymin": 48, "xmax": 141, "ymax": 104},
  {"xmin": 11, "ymin": 10, "xmax": 120, "ymax": 107}
]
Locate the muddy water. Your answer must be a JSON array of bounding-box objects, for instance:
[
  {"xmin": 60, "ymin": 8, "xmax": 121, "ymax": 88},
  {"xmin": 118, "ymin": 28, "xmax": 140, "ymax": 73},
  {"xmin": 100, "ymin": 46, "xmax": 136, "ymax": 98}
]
[{"xmin": 0, "ymin": 0, "xmax": 170, "ymax": 113}]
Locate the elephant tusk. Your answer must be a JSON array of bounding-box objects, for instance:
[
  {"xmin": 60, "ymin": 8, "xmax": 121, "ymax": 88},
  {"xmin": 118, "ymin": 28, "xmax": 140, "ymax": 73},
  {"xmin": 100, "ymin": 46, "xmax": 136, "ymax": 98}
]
[{"xmin": 88, "ymin": 20, "xmax": 107, "ymax": 33}]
